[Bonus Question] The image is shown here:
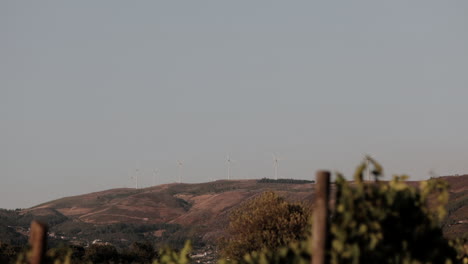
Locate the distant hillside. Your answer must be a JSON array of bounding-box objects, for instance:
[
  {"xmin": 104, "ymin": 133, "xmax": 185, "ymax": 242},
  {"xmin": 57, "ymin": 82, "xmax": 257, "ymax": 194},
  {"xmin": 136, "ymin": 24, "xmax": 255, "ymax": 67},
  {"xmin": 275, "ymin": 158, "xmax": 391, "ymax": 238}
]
[
  {"xmin": 1, "ymin": 176, "xmax": 467, "ymax": 248},
  {"xmin": 0, "ymin": 209, "xmax": 27, "ymax": 245},
  {"xmin": 22, "ymin": 179, "xmax": 315, "ymax": 247},
  {"xmin": 440, "ymin": 175, "xmax": 468, "ymax": 239},
  {"xmin": 29, "ymin": 180, "xmax": 316, "ymax": 223}
]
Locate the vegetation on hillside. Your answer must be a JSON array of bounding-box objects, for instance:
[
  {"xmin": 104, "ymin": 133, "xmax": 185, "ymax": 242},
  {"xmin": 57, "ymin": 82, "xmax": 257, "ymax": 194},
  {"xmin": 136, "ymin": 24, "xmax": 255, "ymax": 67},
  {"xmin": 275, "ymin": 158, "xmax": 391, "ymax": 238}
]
[
  {"xmin": 12, "ymin": 242, "xmax": 159, "ymax": 264},
  {"xmin": 219, "ymin": 191, "xmax": 310, "ymax": 259},
  {"xmin": 257, "ymin": 178, "xmax": 314, "ymax": 184}
]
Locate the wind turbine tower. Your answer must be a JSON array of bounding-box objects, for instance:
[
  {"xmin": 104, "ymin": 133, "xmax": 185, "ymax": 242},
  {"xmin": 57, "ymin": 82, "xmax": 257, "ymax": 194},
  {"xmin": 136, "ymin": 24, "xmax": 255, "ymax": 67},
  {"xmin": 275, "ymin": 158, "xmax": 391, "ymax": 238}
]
[
  {"xmin": 272, "ymin": 153, "xmax": 280, "ymax": 180},
  {"xmin": 135, "ymin": 168, "xmax": 139, "ymax": 189},
  {"xmin": 226, "ymin": 154, "xmax": 235, "ymax": 180},
  {"xmin": 177, "ymin": 160, "xmax": 183, "ymax": 183},
  {"xmin": 429, "ymin": 169, "xmax": 438, "ymax": 179}
]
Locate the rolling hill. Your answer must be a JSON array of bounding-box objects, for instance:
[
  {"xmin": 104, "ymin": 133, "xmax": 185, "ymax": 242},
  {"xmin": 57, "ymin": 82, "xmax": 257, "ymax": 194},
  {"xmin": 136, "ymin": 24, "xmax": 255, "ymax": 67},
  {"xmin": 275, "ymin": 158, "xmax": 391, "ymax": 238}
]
[
  {"xmin": 24, "ymin": 179, "xmax": 315, "ymax": 246},
  {"xmin": 2, "ymin": 176, "xmax": 468, "ymax": 248}
]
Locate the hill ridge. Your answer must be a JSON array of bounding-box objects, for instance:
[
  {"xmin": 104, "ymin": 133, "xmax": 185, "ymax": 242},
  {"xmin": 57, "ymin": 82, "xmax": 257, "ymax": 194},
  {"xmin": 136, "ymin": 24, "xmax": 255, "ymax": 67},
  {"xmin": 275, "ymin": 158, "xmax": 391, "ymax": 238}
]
[{"xmin": 2, "ymin": 175, "xmax": 466, "ymax": 248}]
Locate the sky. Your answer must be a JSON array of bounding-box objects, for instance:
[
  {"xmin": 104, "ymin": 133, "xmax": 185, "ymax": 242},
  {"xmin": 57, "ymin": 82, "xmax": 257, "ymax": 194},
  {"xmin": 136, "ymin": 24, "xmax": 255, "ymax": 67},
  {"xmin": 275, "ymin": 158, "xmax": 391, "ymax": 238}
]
[{"xmin": 1, "ymin": 1, "xmax": 468, "ymax": 209}]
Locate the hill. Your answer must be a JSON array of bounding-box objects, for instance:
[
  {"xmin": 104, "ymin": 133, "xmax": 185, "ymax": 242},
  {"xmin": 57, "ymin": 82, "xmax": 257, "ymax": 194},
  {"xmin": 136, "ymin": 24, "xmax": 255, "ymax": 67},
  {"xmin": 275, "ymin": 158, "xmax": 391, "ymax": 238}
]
[
  {"xmin": 25, "ymin": 179, "xmax": 315, "ymax": 247},
  {"xmin": 1, "ymin": 176, "xmax": 467, "ymax": 248}
]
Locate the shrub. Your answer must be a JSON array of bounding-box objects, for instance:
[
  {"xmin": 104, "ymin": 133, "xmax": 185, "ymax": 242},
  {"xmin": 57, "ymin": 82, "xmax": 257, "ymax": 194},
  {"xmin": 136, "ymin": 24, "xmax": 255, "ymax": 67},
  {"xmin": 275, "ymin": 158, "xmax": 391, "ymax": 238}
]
[{"xmin": 219, "ymin": 191, "xmax": 310, "ymax": 260}]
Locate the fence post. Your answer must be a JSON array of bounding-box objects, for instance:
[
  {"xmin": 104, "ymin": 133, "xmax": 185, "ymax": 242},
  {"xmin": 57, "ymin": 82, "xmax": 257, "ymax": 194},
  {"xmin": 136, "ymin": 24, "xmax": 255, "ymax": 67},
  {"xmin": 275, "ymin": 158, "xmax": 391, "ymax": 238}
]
[
  {"xmin": 312, "ymin": 170, "xmax": 330, "ymax": 264},
  {"xmin": 29, "ymin": 220, "xmax": 48, "ymax": 264}
]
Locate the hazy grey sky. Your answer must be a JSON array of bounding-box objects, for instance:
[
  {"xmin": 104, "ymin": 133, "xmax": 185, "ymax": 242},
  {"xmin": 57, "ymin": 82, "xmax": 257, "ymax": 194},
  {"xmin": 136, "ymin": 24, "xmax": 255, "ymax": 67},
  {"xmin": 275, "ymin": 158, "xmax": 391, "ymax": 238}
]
[{"xmin": 1, "ymin": 1, "xmax": 467, "ymax": 209}]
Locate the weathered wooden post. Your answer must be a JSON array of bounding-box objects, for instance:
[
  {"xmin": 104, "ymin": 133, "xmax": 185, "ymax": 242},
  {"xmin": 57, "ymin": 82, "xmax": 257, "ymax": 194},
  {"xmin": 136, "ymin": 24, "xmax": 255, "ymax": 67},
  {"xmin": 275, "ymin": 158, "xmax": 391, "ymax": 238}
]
[
  {"xmin": 312, "ymin": 170, "xmax": 330, "ymax": 264},
  {"xmin": 29, "ymin": 220, "xmax": 48, "ymax": 264}
]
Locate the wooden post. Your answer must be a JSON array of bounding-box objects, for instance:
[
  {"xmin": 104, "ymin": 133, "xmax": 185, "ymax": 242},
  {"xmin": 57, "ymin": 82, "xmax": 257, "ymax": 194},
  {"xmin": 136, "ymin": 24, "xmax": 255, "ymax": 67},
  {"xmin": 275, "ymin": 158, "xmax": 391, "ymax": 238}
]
[
  {"xmin": 29, "ymin": 221, "xmax": 48, "ymax": 264},
  {"xmin": 312, "ymin": 170, "xmax": 330, "ymax": 264}
]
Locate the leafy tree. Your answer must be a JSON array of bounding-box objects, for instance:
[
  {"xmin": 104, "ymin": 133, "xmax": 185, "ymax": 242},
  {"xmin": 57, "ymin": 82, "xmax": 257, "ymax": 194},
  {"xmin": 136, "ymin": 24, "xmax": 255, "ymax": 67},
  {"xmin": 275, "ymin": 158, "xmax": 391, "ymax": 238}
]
[{"xmin": 220, "ymin": 191, "xmax": 310, "ymax": 260}]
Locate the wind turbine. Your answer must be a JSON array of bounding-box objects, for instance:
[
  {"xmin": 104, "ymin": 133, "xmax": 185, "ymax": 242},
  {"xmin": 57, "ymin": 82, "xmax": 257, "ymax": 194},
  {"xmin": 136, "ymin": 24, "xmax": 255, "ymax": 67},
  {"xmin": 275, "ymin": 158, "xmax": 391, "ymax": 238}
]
[
  {"xmin": 177, "ymin": 160, "xmax": 183, "ymax": 183},
  {"xmin": 152, "ymin": 168, "xmax": 159, "ymax": 186},
  {"xmin": 429, "ymin": 169, "xmax": 438, "ymax": 179},
  {"xmin": 226, "ymin": 154, "xmax": 236, "ymax": 180},
  {"xmin": 272, "ymin": 153, "xmax": 281, "ymax": 180},
  {"xmin": 131, "ymin": 168, "xmax": 139, "ymax": 189}
]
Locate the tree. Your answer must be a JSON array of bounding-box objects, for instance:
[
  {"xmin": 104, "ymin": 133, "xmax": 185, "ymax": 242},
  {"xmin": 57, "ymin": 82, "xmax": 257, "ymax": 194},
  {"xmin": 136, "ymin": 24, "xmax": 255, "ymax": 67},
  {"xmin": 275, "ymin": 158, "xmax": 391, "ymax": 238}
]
[
  {"xmin": 220, "ymin": 191, "xmax": 310, "ymax": 260},
  {"xmin": 83, "ymin": 244, "xmax": 119, "ymax": 263}
]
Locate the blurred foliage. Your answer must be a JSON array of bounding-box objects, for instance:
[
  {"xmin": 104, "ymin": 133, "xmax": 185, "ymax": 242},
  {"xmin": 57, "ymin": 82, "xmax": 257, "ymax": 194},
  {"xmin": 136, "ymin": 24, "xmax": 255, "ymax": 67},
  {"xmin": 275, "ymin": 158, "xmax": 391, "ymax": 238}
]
[
  {"xmin": 221, "ymin": 157, "xmax": 466, "ymax": 264},
  {"xmin": 330, "ymin": 157, "xmax": 456, "ymax": 264},
  {"xmin": 450, "ymin": 238, "xmax": 468, "ymax": 264},
  {"xmin": 152, "ymin": 240, "xmax": 191, "ymax": 264}
]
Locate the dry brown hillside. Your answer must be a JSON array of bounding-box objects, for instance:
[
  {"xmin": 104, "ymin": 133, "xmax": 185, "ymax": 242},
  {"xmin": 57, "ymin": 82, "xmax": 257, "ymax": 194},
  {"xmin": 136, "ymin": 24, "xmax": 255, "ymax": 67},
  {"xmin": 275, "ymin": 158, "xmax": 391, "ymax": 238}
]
[{"xmin": 22, "ymin": 175, "xmax": 468, "ymax": 243}]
